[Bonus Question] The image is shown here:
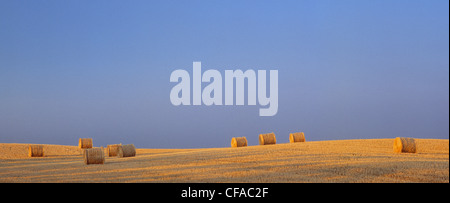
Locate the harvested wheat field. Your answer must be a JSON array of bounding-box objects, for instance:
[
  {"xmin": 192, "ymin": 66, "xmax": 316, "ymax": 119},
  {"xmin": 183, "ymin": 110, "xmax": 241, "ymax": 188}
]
[{"xmin": 0, "ymin": 139, "xmax": 448, "ymax": 183}]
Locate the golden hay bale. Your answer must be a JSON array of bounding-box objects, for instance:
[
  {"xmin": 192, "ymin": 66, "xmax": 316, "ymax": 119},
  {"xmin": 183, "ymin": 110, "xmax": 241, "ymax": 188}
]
[
  {"xmin": 289, "ymin": 132, "xmax": 306, "ymax": 143},
  {"xmin": 84, "ymin": 147, "xmax": 105, "ymax": 165},
  {"xmin": 28, "ymin": 145, "xmax": 44, "ymax": 157},
  {"xmin": 107, "ymin": 144, "xmax": 123, "ymax": 157},
  {"xmin": 259, "ymin": 132, "xmax": 276, "ymax": 145},
  {"xmin": 78, "ymin": 138, "xmax": 93, "ymax": 149},
  {"xmin": 122, "ymin": 144, "xmax": 136, "ymax": 157},
  {"xmin": 231, "ymin": 137, "xmax": 248, "ymax": 148},
  {"xmin": 393, "ymin": 137, "xmax": 417, "ymax": 153}
]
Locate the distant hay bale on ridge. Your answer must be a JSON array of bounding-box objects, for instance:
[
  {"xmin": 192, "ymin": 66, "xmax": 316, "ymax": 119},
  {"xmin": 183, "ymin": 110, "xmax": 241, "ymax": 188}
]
[
  {"xmin": 78, "ymin": 138, "xmax": 93, "ymax": 149},
  {"xmin": 259, "ymin": 132, "xmax": 276, "ymax": 145},
  {"xmin": 28, "ymin": 144, "xmax": 44, "ymax": 157},
  {"xmin": 231, "ymin": 137, "xmax": 248, "ymax": 148},
  {"xmin": 393, "ymin": 137, "xmax": 416, "ymax": 153},
  {"xmin": 289, "ymin": 132, "xmax": 306, "ymax": 143},
  {"xmin": 107, "ymin": 144, "xmax": 123, "ymax": 157},
  {"xmin": 84, "ymin": 147, "xmax": 105, "ymax": 165},
  {"xmin": 122, "ymin": 144, "xmax": 136, "ymax": 157}
]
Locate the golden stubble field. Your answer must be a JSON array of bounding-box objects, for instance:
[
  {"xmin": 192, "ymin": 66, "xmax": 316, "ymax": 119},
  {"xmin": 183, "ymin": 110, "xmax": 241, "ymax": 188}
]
[{"xmin": 0, "ymin": 139, "xmax": 448, "ymax": 183}]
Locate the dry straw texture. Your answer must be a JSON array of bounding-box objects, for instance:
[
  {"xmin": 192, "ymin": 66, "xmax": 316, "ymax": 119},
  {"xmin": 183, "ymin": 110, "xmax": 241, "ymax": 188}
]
[
  {"xmin": 289, "ymin": 132, "xmax": 306, "ymax": 143},
  {"xmin": 28, "ymin": 145, "xmax": 44, "ymax": 157},
  {"xmin": 78, "ymin": 138, "xmax": 93, "ymax": 149},
  {"xmin": 0, "ymin": 139, "xmax": 448, "ymax": 182},
  {"xmin": 107, "ymin": 144, "xmax": 123, "ymax": 157},
  {"xmin": 122, "ymin": 144, "xmax": 136, "ymax": 157},
  {"xmin": 231, "ymin": 137, "xmax": 248, "ymax": 148},
  {"xmin": 259, "ymin": 132, "xmax": 276, "ymax": 145},
  {"xmin": 84, "ymin": 147, "xmax": 105, "ymax": 165},
  {"xmin": 393, "ymin": 137, "xmax": 417, "ymax": 153}
]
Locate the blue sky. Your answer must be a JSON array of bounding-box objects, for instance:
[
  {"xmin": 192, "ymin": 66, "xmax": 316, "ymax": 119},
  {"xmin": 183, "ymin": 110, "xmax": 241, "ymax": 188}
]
[{"xmin": 0, "ymin": 0, "xmax": 448, "ymax": 148}]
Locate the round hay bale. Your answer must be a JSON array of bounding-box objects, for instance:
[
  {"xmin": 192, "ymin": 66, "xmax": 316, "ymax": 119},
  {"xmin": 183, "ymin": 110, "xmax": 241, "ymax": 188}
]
[
  {"xmin": 122, "ymin": 144, "xmax": 136, "ymax": 157},
  {"xmin": 289, "ymin": 132, "xmax": 306, "ymax": 143},
  {"xmin": 28, "ymin": 144, "xmax": 44, "ymax": 157},
  {"xmin": 84, "ymin": 147, "xmax": 105, "ymax": 165},
  {"xmin": 259, "ymin": 132, "xmax": 276, "ymax": 145},
  {"xmin": 78, "ymin": 138, "xmax": 93, "ymax": 149},
  {"xmin": 231, "ymin": 137, "xmax": 248, "ymax": 148},
  {"xmin": 107, "ymin": 144, "xmax": 123, "ymax": 157},
  {"xmin": 393, "ymin": 137, "xmax": 416, "ymax": 153}
]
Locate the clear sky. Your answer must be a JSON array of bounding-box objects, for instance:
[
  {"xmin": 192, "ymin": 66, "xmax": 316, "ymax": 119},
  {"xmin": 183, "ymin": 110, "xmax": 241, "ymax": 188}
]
[{"xmin": 0, "ymin": 0, "xmax": 448, "ymax": 148}]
